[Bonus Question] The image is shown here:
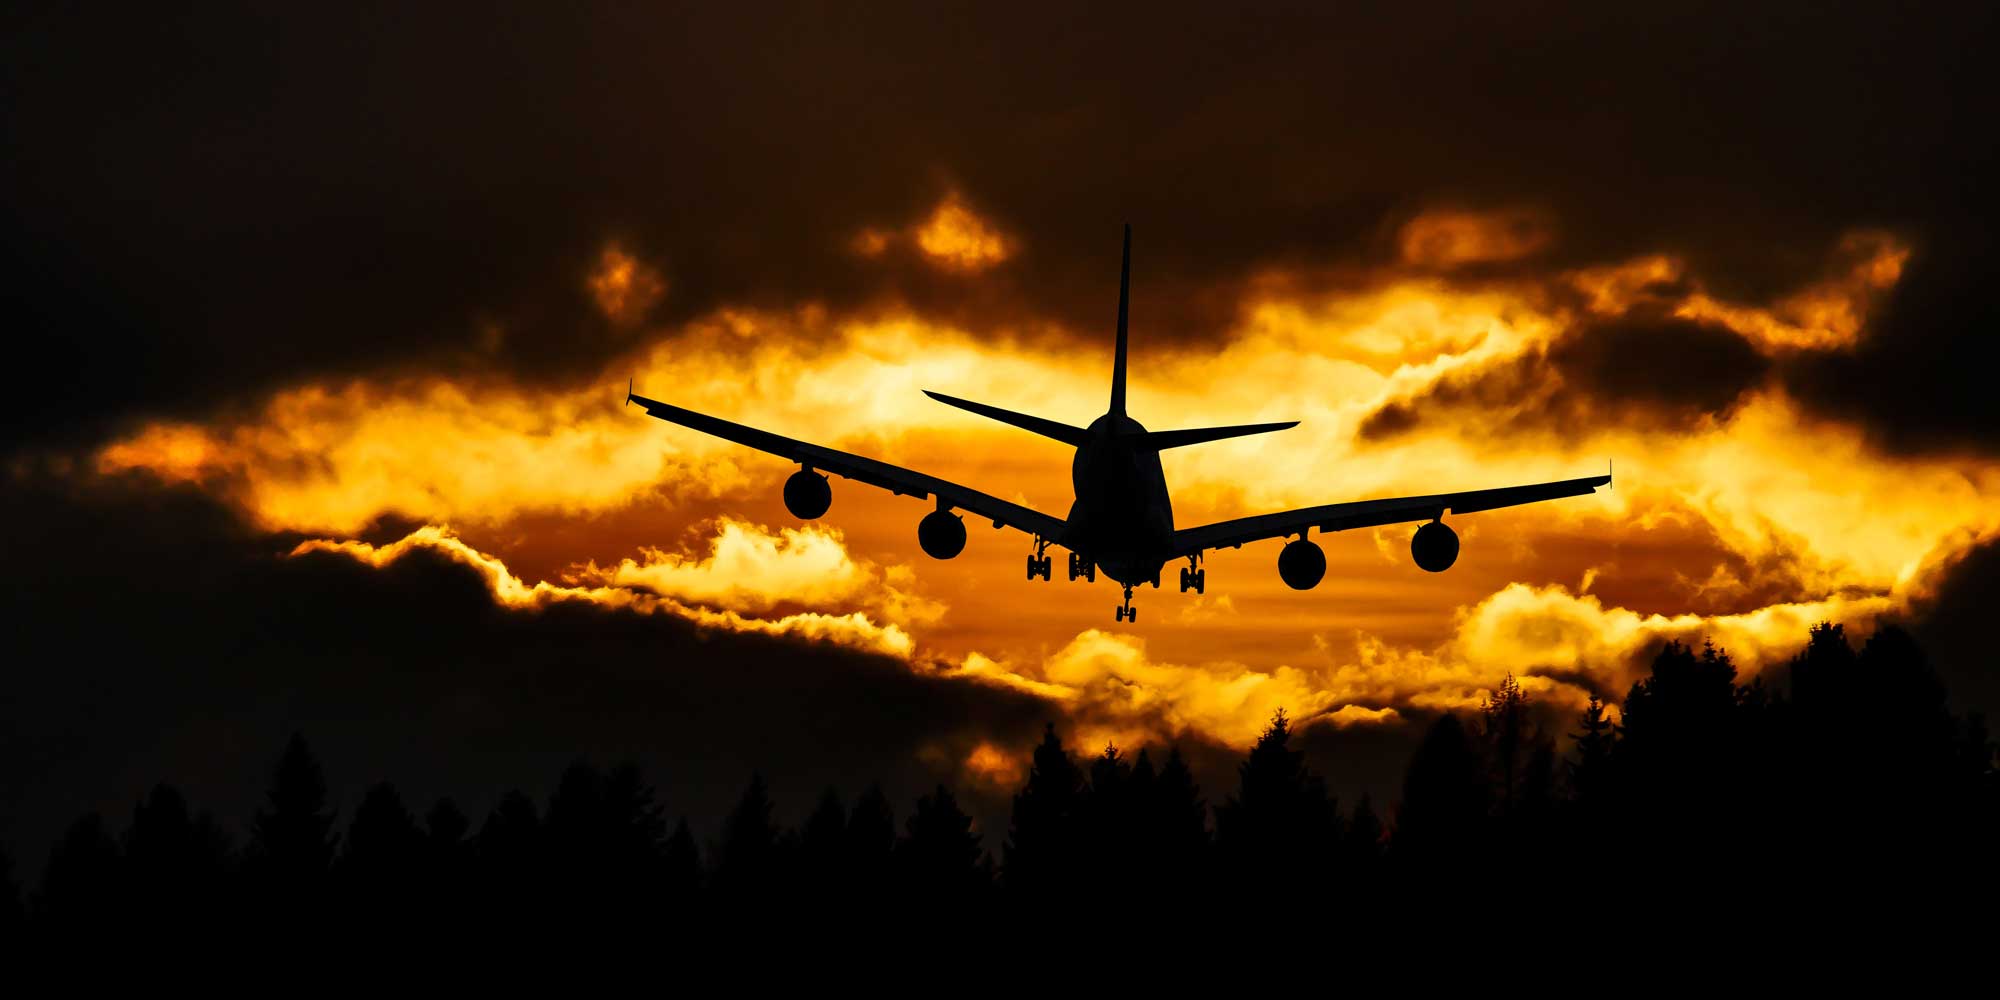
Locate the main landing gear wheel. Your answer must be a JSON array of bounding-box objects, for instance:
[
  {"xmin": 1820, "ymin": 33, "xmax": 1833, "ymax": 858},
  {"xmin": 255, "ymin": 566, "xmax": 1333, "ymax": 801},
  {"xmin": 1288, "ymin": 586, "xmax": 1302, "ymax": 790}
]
[
  {"xmin": 1178, "ymin": 566, "xmax": 1206, "ymax": 594},
  {"xmin": 1026, "ymin": 537, "xmax": 1053, "ymax": 581},
  {"xmin": 1068, "ymin": 551, "xmax": 1096, "ymax": 582},
  {"xmin": 1115, "ymin": 585, "xmax": 1136, "ymax": 622}
]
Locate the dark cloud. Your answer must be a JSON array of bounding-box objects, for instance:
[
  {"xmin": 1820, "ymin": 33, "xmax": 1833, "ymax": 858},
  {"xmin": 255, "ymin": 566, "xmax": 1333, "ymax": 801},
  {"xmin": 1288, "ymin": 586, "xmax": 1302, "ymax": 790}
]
[
  {"xmin": 1782, "ymin": 230, "xmax": 2000, "ymax": 455},
  {"xmin": 5, "ymin": 2, "xmax": 1994, "ymax": 451},
  {"xmin": 1913, "ymin": 537, "xmax": 2000, "ymax": 717},
  {"xmin": 1360, "ymin": 313, "xmax": 1771, "ymax": 439},
  {"xmin": 0, "ymin": 476, "xmax": 1061, "ymax": 869}
]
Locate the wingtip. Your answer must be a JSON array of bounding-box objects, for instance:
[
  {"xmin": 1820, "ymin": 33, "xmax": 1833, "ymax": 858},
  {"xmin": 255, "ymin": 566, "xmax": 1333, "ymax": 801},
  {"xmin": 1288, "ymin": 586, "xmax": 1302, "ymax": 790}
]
[{"xmin": 625, "ymin": 376, "xmax": 633, "ymax": 407}]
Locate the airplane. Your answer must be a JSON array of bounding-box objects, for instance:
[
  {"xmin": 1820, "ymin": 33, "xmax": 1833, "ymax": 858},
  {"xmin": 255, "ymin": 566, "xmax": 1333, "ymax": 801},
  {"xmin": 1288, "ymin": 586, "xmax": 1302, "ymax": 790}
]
[{"xmin": 628, "ymin": 225, "xmax": 1610, "ymax": 622}]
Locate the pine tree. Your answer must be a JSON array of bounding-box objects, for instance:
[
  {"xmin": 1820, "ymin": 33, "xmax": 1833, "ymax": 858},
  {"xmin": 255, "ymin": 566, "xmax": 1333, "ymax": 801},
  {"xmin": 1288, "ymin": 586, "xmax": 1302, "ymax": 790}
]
[
  {"xmin": 899, "ymin": 784, "xmax": 986, "ymax": 901},
  {"xmin": 1084, "ymin": 742, "xmax": 1135, "ymax": 891},
  {"xmin": 716, "ymin": 773, "xmax": 779, "ymax": 897},
  {"xmin": 800, "ymin": 787, "xmax": 848, "ymax": 892},
  {"xmin": 1566, "ymin": 696, "xmax": 1617, "ymax": 807},
  {"xmin": 249, "ymin": 733, "xmax": 338, "ymax": 908},
  {"xmin": 664, "ymin": 818, "xmax": 702, "ymax": 897},
  {"xmin": 125, "ymin": 784, "xmax": 229, "ymax": 923},
  {"xmin": 1004, "ymin": 723, "xmax": 1086, "ymax": 892},
  {"xmin": 342, "ymin": 781, "xmax": 423, "ymax": 912},
  {"xmin": 1216, "ymin": 710, "xmax": 1338, "ymax": 889},
  {"xmin": 474, "ymin": 789, "xmax": 543, "ymax": 918},
  {"xmin": 1478, "ymin": 675, "xmax": 1536, "ymax": 818},
  {"xmin": 1394, "ymin": 714, "xmax": 1486, "ymax": 869},
  {"xmin": 1153, "ymin": 745, "xmax": 1210, "ymax": 860}
]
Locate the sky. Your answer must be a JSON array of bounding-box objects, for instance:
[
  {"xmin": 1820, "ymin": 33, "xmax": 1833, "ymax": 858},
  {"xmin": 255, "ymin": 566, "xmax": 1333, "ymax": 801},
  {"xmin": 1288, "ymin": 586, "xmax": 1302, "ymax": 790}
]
[{"xmin": 5, "ymin": 2, "xmax": 1998, "ymax": 859}]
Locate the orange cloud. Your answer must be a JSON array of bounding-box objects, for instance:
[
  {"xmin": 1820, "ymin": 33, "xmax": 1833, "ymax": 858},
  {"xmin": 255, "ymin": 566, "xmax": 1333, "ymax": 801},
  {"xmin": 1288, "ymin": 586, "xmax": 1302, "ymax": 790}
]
[
  {"xmin": 914, "ymin": 195, "xmax": 1011, "ymax": 271},
  {"xmin": 588, "ymin": 245, "xmax": 667, "ymax": 326},
  {"xmin": 293, "ymin": 525, "xmax": 915, "ymax": 657},
  {"xmin": 1570, "ymin": 230, "xmax": 1909, "ymax": 352},
  {"xmin": 1399, "ymin": 207, "xmax": 1554, "ymax": 268},
  {"xmin": 572, "ymin": 517, "xmax": 945, "ymax": 626}
]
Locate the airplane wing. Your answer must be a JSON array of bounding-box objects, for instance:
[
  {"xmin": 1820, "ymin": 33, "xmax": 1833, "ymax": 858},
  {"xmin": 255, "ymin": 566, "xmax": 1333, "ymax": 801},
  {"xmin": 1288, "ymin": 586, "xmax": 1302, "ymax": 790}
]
[
  {"xmin": 626, "ymin": 389, "xmax": 1069, "ymax": 544},
  {"xmin": 1169, "ymin": 473, "xmax": 1611, "ymax": 558}
]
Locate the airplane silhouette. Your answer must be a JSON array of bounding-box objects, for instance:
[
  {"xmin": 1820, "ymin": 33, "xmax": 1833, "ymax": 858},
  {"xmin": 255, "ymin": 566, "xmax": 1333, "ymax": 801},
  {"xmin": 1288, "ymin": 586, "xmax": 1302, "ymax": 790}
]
[{"xmin": 629, "ymin": 225, "xmax": 1610, "ymax": 621}]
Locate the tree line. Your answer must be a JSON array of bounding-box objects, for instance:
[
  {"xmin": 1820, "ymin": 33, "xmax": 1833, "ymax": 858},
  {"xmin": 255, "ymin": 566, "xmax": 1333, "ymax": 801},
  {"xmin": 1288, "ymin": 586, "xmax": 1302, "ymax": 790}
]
[{"xmin": 4, "ymin": 623, "xmax": 1994, "ymax": 931}]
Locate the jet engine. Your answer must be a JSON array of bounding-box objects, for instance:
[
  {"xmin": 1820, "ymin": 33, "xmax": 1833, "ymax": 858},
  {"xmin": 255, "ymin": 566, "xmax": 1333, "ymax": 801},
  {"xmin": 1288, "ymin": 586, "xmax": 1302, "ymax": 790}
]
[
  {"xmin": 1411, "ymin": 520, "xmax": 1459, "ymax": 572},
  {"xmin": 918, "ymin": 509, "xmax": 967, "ymax": 560},
  {"xmin": 783, "ymin": 469, "xmax": 832, "ymax": 519},
  {"xmin": 1277, "ymin": 538, "xmax": 1326, "ymax": 590}
]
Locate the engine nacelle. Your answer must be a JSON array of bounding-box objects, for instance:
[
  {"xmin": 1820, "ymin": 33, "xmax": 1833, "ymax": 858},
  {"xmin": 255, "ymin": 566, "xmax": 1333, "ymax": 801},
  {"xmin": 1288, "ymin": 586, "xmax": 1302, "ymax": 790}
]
[
  {"xmin": 1411, "ymin": 520, "xmax": 1459, "ymax": 572},
  {"xmin": 918, "ymin": 509, "xmax": 967, "ymax": 560},
  {"xmin": 783, "ymin": 469, "xmax": 832, "ymax": 519},
  {"xmin": 1277, "ymin": 538, "xmax": 1327, "ymax": 590}
]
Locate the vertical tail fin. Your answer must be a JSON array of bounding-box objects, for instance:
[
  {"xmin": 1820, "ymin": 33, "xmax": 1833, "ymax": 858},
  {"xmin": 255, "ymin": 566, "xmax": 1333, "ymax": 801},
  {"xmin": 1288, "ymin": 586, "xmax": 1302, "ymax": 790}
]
[{"xmin": 1110, "ymin": 223, "xmax": 1131, "ymax": 417}]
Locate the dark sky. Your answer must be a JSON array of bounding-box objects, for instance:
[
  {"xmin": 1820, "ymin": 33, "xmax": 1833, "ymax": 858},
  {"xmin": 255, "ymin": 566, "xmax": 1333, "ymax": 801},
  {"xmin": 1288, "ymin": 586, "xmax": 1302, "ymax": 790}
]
[{"xmin": 5, "ymin": 2, "xmax": 1997, "ymax": 868}]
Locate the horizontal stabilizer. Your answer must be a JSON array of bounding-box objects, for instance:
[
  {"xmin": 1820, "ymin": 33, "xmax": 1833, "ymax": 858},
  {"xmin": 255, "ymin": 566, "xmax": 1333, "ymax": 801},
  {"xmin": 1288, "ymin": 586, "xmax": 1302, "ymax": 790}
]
[
  {"xmin": 923, "ymin": 390, "xmax": 1090, "ymax": 446},
  {"xmin": 1142, "ymin": 421, "xmax": 1299, "ymax": 450}
]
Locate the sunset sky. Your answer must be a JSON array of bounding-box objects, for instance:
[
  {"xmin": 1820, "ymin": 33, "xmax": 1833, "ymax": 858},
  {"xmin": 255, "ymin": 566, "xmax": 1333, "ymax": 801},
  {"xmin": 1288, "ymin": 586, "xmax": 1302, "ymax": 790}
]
[{"xmin": 7, "ymin": 3, "xmax": 1997, "ymax": 856}]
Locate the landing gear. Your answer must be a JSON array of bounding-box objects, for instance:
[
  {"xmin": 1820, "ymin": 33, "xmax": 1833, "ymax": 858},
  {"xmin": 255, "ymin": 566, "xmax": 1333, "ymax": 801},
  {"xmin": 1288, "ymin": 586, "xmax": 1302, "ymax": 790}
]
[
  {"xmin": 1026, "ymin": 537, "xmax": 1053, "ymax": 581},
  {"xmin": 1179, "ymin": 553, "xmax": 1206, "ymax": 594},
  {"xmin": 1115, "ymin": 585, "xmax": 1137, "ymax": 622},
  {"xmin": 1067, "ymin": 551, "xmax": 1096, "ymax": 582}
]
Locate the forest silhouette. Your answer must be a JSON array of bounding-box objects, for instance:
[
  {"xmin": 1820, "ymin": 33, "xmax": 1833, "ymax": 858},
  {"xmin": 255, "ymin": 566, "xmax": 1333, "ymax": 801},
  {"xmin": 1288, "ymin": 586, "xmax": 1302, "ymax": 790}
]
[{"xmin": 5, "ymin": 622, "xmax": 1993, "ymax": 931}]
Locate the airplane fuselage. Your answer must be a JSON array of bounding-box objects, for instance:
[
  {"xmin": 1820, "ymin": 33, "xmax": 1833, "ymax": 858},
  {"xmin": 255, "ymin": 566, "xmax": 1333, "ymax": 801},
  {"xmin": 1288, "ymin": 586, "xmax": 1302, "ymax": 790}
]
[{"xmin": 1064, "ymin": 413, "xmax": 1174, "ymax": 586}]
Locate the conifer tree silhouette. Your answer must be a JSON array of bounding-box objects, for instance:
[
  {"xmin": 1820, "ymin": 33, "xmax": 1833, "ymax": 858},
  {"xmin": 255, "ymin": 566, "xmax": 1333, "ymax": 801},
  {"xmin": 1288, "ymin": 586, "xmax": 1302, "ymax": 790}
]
[
  {"xmin": 423, "ymin": 796, "xmax": 472, "ymax": 919},
  {"xmin": 474, "ymin": 789, "xmax": 543, "ymax": 918},
  {"xmin": 1004, "ymin": 723, "xmax": 1086, "ymax": 894},
  {"xmin": 341, "ymin": 781, "xmax": 423, "ymax": 915},
  {"xmin": 248, "ymin": 733, "xmax": 338, "ymax": 912},
  {"xmin": 1394, "ymin": 714, "xmax": 1485, "ymax": 871},
  {"xmin": 1153, "ymin": 746, "xmax": 1210, "ymax": 868},
  {"xmin": 847, "ymin": 783, "xmax": 897, "ymax": 898},
  {"xmin": 1616, "ymin": 640, "xmax": 1745, "ymax": 873},
  {"xmin": 716, "ymin": 773, "xmax": 780, "ymax": 898},
  {"xmin": 899, "ymin": 784, "xmax": 987, "ymax": 901},
  {"xmin": 1566, "ymin": 696, "xmax": 1617, "ymax": 808},
  {"xmin": 124, "ymin": 783, "xmax": 231, "ymax": 924},
  {"xmin": 1216, "ymin": 709, "xmax": 1338, "ymax": 890},
  {"xmin": 664, "ymin": 817, "xmax": 701, "ymax": 898},
  {"xmin": 1083, "ymin": 743, "xmax": 1138, "ymax": 894},
  {"xmin": 800, "ymin": 787, "xmax": 848, "ymax": 897}
]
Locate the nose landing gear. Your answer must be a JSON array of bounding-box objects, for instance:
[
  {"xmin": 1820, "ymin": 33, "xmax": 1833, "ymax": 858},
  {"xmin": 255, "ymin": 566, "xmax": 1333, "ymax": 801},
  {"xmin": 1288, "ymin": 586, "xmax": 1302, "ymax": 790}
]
[{"xmin": 1115, "ymin": 585, "xmax": 1137, "ymax": 622}]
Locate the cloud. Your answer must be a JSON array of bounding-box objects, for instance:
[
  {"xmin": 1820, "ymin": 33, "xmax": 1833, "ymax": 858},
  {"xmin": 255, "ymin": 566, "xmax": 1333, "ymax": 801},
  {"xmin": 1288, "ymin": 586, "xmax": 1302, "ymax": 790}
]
[
  {"xmin": 913, "ymin": 195, "xmax": 1013, "ymax": 272},
  {"xmin": 588, "ymin": 245, "xmax": 668, "ymax": 327},
  {"xmin": 1399, "ymin": 207, "xmax": 1554, "ymax": 269},
  {"xmin": 292, "ymin": 524, "xmax": 918, "ymax": 658},
  {"xmin": 572, "ymin": 517, "xmax": 946, "ymax": 626}
]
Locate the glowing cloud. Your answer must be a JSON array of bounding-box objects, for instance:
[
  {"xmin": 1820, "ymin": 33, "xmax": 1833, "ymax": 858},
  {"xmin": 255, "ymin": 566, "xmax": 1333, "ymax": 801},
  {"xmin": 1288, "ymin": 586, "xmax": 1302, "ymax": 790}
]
[
  {"xmin": 1399, "ymin": 207, "xmax": 1555, "ymax": 268},
  {"xmin": 292, "ymin": 525, "xmax": 915, "ymax": 657},
  {"xmin": 588, "ymin": 245, "xmax": 668, "ymax": 326},
  {"xmin": 914, "ymin": 195, "xmax": 1012, "ymax": 271},
  {"xmin": 573, "ymin": 517, "xmax": 945, "ymax": 626}
]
